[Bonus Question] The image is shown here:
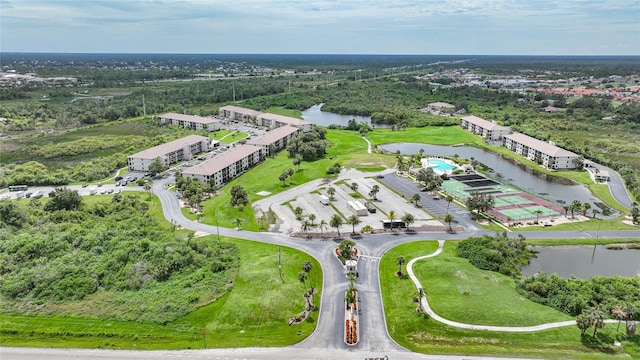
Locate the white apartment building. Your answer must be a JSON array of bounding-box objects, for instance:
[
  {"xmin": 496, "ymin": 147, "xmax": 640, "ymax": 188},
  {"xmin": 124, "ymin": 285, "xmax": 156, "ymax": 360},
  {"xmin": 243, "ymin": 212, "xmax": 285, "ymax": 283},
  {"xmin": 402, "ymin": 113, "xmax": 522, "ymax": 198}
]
[
  {"xmin": 503, "ymin": 133, "xmax": 580, "ymax": 170},
  {"xmin": 247, "ymin": 125, "xmax": 300, "ymax": 156},
  {"xmin": 182, "ymin": 145, "xmax": 263, "ymax": 186},
  {"xmin": 158, "ymin": 113, "xmax": 221, "ymax": 132},
  {"xmin": 218, "ymin": 105, "xmax": 312, "ymax": 132},
  {"xmin": 128, "ymin": 135, "xmax": 210, "ymax": 172},
  {"xmin": 460, "ymin": 115, "xmax": 510, "ymax": 140}
]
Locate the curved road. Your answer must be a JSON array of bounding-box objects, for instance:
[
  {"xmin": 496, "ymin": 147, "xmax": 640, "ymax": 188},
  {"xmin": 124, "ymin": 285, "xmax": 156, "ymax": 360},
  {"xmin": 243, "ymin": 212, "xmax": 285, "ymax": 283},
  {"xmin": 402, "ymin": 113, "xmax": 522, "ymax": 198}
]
[
  {"xmin": 406, "ymin": 241, "xmax": 618, "ymax": 332},
  {"xmin": 2, "ymin": 179, "xmax": 639, "ymax": 360}
]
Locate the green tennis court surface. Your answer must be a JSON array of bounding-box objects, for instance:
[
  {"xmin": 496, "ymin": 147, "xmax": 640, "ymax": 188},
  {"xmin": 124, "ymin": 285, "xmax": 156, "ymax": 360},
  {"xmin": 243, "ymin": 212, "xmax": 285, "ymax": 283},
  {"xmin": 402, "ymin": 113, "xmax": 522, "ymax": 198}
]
[
  {"xmin": 499, "ymin": 205, "xmax": 558, "ymax": 220},
  {"xmin": 493, "ymin": 195, "xmax": 533, "ymax": 207}
]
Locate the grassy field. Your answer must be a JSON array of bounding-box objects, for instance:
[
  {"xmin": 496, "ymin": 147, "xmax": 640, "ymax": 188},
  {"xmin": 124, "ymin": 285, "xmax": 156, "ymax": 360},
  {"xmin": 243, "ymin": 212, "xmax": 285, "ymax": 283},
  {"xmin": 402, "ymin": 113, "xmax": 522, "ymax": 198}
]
[
  {"xmin": 0, "ymin": 235, "xmax": 322, "ymax": 349},
  {"xmin": 209, "ymin": 130, "xmax": 249, "ymax": 143},
  {"xmin": 186, "ymin": 129, "xmax": 374, "ymax": 230},
  {"xmin": 380, "ymin": 241, "xmax": 635, "ymax": 359},
  {"xmin": 367, "ymin": 126, "xmax": 482, "ymax": 146},
  {"xmin": 265, "ymin": 106, "xmax": 303, "ymax": 118}
]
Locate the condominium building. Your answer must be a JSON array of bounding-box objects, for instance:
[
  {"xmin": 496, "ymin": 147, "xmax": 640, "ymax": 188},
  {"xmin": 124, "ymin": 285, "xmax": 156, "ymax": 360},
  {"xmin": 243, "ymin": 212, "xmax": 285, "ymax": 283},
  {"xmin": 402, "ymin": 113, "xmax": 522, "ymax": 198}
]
[
  {"xmin": 247, "ymin": 125, "xmax": 300, "ymax": 156},
  {"xmin": 158, "ymin": 113, "xmax": 221, "ymax": 132},
  {"xmin": 182, "ymin": 145, "xmax": 263, "ymax": 186},
  {"xmin": 128, "ymin": 135, "xmax": 210, "ymax": 172},
  {"xmin": 460, "ymin": 115, "xmax": 510, "ymax": 140},
  {"xmin": 503, "ymin": 133, "xmax": 580, "ymax": 170},
  {"xmin": 218, "ymin": 105, "xmax": 312, "ymax": 132}
]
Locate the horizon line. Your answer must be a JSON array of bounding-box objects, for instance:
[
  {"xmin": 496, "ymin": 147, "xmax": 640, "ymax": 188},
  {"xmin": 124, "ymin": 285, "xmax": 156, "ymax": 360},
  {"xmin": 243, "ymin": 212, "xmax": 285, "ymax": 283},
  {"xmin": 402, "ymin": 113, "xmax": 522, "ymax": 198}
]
[{"xmin": 1, "ymin": 52, "xmax": 639, "ymax": 57}]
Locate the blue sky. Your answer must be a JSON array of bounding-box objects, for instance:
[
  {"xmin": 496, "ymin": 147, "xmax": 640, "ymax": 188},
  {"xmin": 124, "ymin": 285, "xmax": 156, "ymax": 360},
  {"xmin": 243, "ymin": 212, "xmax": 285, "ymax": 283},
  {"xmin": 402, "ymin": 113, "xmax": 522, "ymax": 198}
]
[{"xmin": 1, "ymin": 0, "xmax": 638, "ymax": 55}]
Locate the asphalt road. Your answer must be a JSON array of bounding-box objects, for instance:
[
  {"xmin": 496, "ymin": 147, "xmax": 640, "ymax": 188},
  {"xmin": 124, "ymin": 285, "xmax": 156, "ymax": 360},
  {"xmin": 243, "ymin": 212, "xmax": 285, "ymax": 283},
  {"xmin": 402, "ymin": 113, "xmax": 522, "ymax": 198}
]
[{"xmin": 2, "ymin": 175, "xmax": 638, "ymax": 360}]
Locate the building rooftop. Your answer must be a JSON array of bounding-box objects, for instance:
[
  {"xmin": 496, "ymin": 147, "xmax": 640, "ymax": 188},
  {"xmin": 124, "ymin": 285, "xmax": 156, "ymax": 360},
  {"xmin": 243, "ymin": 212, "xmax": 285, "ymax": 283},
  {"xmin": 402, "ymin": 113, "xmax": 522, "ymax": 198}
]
[
  {"xmin": 129, "ymin": 135, "xmax": 209, "ymax": 160},
  {"xmin": 159, "ymin": 113, "xmax": 219, "ymax": 124},
  {"xmin": 247, "ymin": 126, "xmax": 300, "ymax": 146},
  {"xmin": 219, "ymin": 105, "xmax": 263, "ymax": 118},
  {"xmin": 183, "ymin": 145, "xmax": 261, "ymax": 176},
  {"xmin": 259, "ymin": 112, "xmax": 311, "ymax": 127},
  {"xmin": 505, "ymin": 133, "xmax": 579, "ymax": 157},
  {"xmin": 461, "ymin": 115, "xmax": 510, "ymax": 131},
  {"xmin": 428, "ymin": 102, "xmax": 455, "ymax": 108}
]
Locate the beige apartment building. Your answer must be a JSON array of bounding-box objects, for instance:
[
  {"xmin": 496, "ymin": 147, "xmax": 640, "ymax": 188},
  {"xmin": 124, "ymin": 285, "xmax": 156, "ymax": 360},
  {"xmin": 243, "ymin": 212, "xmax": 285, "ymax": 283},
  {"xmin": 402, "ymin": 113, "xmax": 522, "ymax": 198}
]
[
  {"xmin": 460, "ymin": 115, "xmax": 510, "ymax": 140},
  {"xmin": 127, "ymin": 135, "xmax": 211, "ymax": 172},
  {"xmin": 158, "ymin": 113, "xmax": 222, "ymax": 132},
  {"xmin": 503, "ymin": 133, "xmax": 580, "ymax": 170},
  {"xmin": 182, "ymin": 145, "xmax": 263, "ymax": 186},
  {"xmin": 247, "ymin": 125, "xmax": 300, "ymax": 156},
  {"xmin": 218, "ymin": 105, "xmax": 312, "ymax": 132}
]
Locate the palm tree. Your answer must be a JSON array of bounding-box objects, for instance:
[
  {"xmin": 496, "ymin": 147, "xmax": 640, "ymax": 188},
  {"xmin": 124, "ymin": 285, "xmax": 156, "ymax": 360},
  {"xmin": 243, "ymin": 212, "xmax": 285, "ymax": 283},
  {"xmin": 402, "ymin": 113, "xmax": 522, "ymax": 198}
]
[
  {"xmin": 581, "ymin": 203, "xmax": 591, "ymax": 217},
  {"xmin": 411, "ymin": 193, "xmax": 421, "ymax": 206},
  {"xmin": 233, "ymin": 217, "xmax": 243, "ymax": 230},
  {"xmin": 293, "ymin": 156, "xmax": 302, "ymax": 171},
  {"xmin": 308, "ymin": 213, "xmax": 316, "ymax": 226},
  {"xmin": 347, "ymin": 214, "xmax": 361, "ymax": 234},
  {"xmin": 570, "ymin": 200, "xmax": 581, "ymax": 219},
  {"xmin": 576, "ymin": 313, "xmax": 591, "ymax": 336},
  {"xmin": 534, "ymin": 209, "xmax": 543, "ymax": 223},
  {"xmin": 445, "ymin": 194, "xmax": 453, "ymax": 215},
  {"xmin": 444, "ymin": 213, "xmax": 454, "ymax": 231},
  {"xmin": 330, "ymin": 214, "xmax": 343, "ymax": 237},
  {"xmin": 396, "ymin": 256, "xmax": 405, "ymax": 276},
  {"xmin": 338, "ymin": 239, "xmax": 356, "ymax": 261},
  {"xmin": 294, "ymin": 206, "xmax": 304, "ymax": 220},
  {"xmin": 563, "ymin": 205, "xmax": 570, "ymax": 217},
  {"xmin": 301, "ymin": 220, "xmax": 312, "ymax": 237},
  {"xmin": 369, "ymin": 185, "xmax": 380, "ymax": 201},
  {"xmin": 143, "ymin": 181, "xmax": 152, "ymax": 198},
  {"xmin": 350, "ymin": 182, "xmax": 359, "ymax": 193},
  {"xmin": 298, "ymin": 272, "xmax": 307, "ymax": 290},
  {"xmin": 402, "ymin": 213, "xmax": 415, "ymax": 231},
  {"xmin": 589, "ymin": 306, "xmax": 606, "ymax": 337},
  {"xmin": 327, "ymin": 186, "xmax": 336, "ymax": 200},
  {"xmin": 279, "ymin": 172, "xmax": 288, "ymax": 186},
  {"xmin": 612, "ymin": 304, "xmax": 629, "ymax": 331},
  {"xmin": 387, "ymin": 210, "xmax": 397, "ymax": 230},
  {"xmin": 302, "ymin": 261, "xmax": 313, "ymax": 290},
  {"xmin": 319, "ymin": 219, "xmax": 327, "ymax": 237}
]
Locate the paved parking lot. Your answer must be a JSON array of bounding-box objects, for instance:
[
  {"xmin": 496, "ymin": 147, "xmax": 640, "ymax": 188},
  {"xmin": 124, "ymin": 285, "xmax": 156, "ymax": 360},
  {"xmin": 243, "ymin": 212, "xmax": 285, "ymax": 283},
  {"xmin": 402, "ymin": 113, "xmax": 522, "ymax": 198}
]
[{"xmin": 253, "ymin": 169, "xmax": 441, "ymax": 235}]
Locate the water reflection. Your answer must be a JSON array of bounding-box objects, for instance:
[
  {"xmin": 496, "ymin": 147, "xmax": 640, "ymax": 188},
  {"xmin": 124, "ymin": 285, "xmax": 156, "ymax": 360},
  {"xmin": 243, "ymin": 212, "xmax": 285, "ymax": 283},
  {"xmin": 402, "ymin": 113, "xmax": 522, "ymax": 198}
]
[
  {"xmin": 379, "ymin": 142, "xmax": 599, "ymax": 208},
  {"xmin": 302, "ymin": 104, "xmax": 389, "ymax": 128},
  {"xmin": 522, "ymin": 246, "xmax": 640, "ymax": 278}
]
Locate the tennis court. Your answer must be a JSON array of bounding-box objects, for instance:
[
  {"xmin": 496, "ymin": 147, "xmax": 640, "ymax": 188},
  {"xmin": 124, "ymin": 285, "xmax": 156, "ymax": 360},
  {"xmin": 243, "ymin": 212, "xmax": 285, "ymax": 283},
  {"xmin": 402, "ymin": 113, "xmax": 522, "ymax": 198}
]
[
  {"xmin": 498, "ymin": 205, "xmax": 558, "ymax": 220},
  {"xmin": 493, "ymin": 195, "xmax": 533, "ymax": 207}
]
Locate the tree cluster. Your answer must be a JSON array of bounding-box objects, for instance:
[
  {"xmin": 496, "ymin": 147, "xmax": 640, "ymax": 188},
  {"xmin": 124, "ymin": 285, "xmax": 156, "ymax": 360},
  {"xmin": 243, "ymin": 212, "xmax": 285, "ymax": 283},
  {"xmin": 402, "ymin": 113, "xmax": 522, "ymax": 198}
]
[
  {"xmin": 517, "ymin": 273, "xmax": 640, "ymax": 317},
  {"xmin": 286, "ymin": 127, "xmax": 331, "ymax": 161},
  {"xmin": 456, "ymin": 232, "xmax": 534, "ymax": 278}
]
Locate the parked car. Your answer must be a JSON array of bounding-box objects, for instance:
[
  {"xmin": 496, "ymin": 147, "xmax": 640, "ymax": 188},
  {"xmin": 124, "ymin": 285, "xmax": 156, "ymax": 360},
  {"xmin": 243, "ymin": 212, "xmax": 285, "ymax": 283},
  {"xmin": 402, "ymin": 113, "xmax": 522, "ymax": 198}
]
[
  {"xmin": 97, "ymin": 182, "xmax": 103, "ymax": 187},
  {"xmin": 81, "ymin": 184, "xmax": 88, "ymax": 188},
  {"xmin": 107, "ymin": 189, "xmax": 114, "ymax": 194},
  {"xmin": 24, "ymin": 192, "xmax": 33, "ymax": 198},
  {"xmin": 115, "ymin": 181, "xmax": 120, "ymax": 186},
  {"xmin": 115, "ymin": 176, "xmax": 123, "ymax": 181}
]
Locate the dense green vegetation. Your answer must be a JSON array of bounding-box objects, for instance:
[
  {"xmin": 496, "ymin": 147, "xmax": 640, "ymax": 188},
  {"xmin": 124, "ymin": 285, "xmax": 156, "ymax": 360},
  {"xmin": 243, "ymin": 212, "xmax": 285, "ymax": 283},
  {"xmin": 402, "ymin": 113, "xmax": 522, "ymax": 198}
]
[
  {"xmin": 0, "ymin": 193, "xmax": 322, "ymax": 348},
  {"xmin": 0, "ymin": 191, "xmax": 238, "ymax": 324},
  {"xmin": 456, "ymin": 232, "xmax": 535, "ymax": 278},
  {"xmin": 381, "ymin": 241, "xmax": 636, "ymax": 359},
  {"xmin": 518, "ymin": 274, "xmax": 640, "ymax": 317}
]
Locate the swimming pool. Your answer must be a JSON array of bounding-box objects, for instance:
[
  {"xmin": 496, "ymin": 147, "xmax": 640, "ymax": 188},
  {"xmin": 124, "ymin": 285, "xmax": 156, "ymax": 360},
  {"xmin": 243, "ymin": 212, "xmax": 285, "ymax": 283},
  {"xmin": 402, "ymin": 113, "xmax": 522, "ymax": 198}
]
[{"xmin": 425, "ymin": 158, "xmax": 456, "ymax": 172}]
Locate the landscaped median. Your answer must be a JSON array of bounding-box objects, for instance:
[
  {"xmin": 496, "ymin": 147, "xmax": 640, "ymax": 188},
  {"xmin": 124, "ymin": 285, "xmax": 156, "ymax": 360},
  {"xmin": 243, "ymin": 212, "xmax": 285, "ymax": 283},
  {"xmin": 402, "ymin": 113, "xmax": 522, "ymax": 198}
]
[{"xmin": 380, "ymin": 241, "xmax": 635, "ymax": 359}]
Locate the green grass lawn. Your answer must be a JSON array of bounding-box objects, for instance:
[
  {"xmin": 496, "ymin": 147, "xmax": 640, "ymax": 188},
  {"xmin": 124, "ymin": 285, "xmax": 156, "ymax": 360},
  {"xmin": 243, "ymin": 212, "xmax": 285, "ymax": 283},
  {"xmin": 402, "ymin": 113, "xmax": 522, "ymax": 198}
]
[
  {"xmin": 209, "ymin": 130, "xmax": 249, "ymax": 143},
  {"xmin": 367, "ymin": 126, "xmax": 482, "ymax": 146},
  {"xmin": 0, "ymin": 236, "xmax": 322, "ymax": 350},
  {"xmin": 380, "ymin": 241, "xmax": 634, "ymax": 359}
]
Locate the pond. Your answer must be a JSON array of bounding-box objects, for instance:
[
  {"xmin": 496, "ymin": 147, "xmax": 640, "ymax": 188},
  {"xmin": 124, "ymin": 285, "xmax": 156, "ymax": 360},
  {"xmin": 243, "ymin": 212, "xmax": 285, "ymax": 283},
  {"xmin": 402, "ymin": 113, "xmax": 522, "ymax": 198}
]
[
  {"xmin": 522, "ymin": 246, "xmax": 640, "ymax": 278},
  {"xmin": 302, "ymin": 104, "xmax": 389, "ymax": 128},
  {"xmin": 378, "ymin": 142, "xmax": 599, "ymax": 208}
]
